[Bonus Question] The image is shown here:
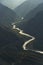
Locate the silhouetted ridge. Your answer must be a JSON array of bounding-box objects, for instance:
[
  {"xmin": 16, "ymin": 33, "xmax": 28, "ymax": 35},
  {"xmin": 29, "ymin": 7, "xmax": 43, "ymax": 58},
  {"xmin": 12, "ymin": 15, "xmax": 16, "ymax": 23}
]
[{"xmin": 0, "ymin": 3, "xmax": 17, "ymax": 27}]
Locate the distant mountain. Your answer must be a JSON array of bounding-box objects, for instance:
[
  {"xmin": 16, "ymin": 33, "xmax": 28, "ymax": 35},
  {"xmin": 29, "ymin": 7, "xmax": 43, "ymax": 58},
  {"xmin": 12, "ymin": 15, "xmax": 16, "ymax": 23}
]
[
  {"xmin": 0, "ymin": 3, "xmax": 18, "ymax": 27},
  {"xmin": 16, "ymin": 3, "xmax": 43, "ymax": 51},
  {"xmin": 24, "ymin": 3, "xmax": 43, "ymax": 21},
  {"xmin": 14, "ymin": 0, "xmax": 43, "ymax": 17}
]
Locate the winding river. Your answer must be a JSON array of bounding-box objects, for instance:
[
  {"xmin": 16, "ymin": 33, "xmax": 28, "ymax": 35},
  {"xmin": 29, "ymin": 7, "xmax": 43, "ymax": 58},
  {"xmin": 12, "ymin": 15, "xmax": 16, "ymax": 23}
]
[{"xmin": 12, "ymin": 24, "xmax": 43, "ymax": 54}]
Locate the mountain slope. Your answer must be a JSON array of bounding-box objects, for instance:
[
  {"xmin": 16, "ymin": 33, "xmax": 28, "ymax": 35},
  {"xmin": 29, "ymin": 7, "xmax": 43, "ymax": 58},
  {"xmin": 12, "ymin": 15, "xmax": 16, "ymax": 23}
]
[
  {"xmin": 0, "ymin": 24, "xmax": 26, "ymax": 64},
  {"xmin": 14, "ymin": 0, "xmax": 43, "ymax": 17},
  {"xmin": 16, "ymin": 3, "xmax": 43, "ymax": 51},
  {"xmin": 0, "ymin": 3, "xmax": 17, "ymax": 27},
  {"xmin": 0, "ymin": 3, "xmax": 24, "ymax": 64},
  {"xmin": 24, "ymin": 3, "xmax": 43, "ymax": 21},
  {"xmin": 0, "ymin": 3, "xmax": 43, "ymax": 65}
]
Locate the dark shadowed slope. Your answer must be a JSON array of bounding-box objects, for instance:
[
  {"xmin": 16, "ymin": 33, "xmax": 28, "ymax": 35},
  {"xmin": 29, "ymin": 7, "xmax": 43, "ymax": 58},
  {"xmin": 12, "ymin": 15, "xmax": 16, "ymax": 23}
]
[
  {"xmin": 14, "ymin": 0, "xmax": 43, "ymax": 17},
  {"xmin": 0, "ymin": 25, "xmax": 25, "ymax": 64},
  {"xmin": 0, "ymin": 3, "xmax": 18, "ymax": 27},
  {"xmin": 0, "ymin": 3, "xmax": 24, "ymax": 64},
  {"xmin": 24, "ymin": 3, "xmax": 43, "ymax": 21},
  {"xmin": 0, "ymin": 25, "xmax": 42, "ymax": 65},
  {"xmin": 16, "ymin": 3, "xmax": 43, "ymax": 51}
]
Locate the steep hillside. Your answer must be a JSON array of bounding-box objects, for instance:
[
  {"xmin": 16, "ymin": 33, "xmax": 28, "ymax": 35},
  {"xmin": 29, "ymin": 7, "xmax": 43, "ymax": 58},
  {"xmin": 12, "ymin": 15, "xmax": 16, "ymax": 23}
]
[
  {"xmin": 16, "ymin": 3, "xmax": 43, "ymax": 51},
  {"xmin": 0, "ymin": 3, "xmax": 17, "ymax": 27},
  {"xmin": 24, "ymin": 3, "xmax": 43, "ymax": 21},
  {"xmin": 0, "ymin": 25, "xmax": 25, "ymax": 64},
  {"xmin": 14, "ymin": 0, "xmax": 43, "ymax": 17}
]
